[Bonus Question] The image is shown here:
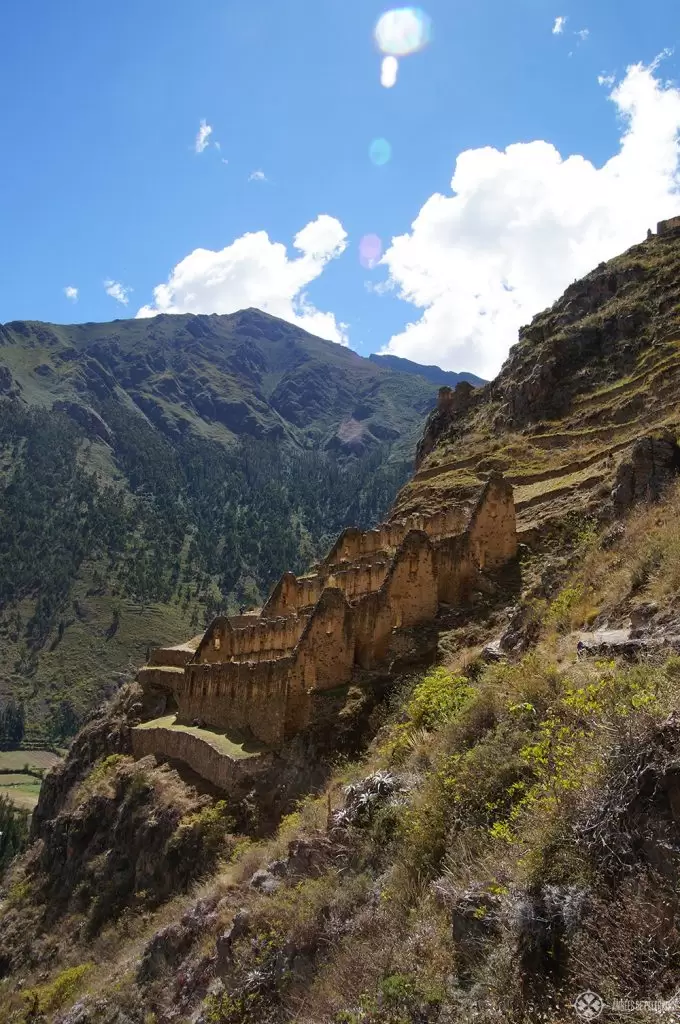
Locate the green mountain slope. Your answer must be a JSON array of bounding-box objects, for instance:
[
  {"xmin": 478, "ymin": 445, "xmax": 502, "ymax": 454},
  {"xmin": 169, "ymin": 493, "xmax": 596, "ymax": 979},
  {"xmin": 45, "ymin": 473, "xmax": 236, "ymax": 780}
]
[{"xmin": 0, "ymin": 309, "xmax": 445, "ymax": 742}]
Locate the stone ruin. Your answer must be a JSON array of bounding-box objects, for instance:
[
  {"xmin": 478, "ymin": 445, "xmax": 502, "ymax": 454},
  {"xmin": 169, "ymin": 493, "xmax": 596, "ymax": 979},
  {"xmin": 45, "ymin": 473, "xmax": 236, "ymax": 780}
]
[{"xmin": 133, "ymin": 473, "xmax": 517, "ymax": 782}]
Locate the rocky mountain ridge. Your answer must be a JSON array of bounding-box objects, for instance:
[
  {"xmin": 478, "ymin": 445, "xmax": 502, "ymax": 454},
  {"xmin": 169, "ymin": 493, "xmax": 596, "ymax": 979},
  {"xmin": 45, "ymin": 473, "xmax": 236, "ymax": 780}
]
[{"xmin": 395, "ymin": 220, "xmax": 680, "ymax": 539}]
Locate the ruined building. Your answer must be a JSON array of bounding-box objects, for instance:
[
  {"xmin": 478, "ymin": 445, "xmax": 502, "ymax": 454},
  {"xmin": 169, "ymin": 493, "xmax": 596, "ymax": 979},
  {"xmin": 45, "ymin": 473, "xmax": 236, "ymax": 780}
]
[{"xmin": 136, "ymin": 473, "xmax": 517, "ymax": 756}]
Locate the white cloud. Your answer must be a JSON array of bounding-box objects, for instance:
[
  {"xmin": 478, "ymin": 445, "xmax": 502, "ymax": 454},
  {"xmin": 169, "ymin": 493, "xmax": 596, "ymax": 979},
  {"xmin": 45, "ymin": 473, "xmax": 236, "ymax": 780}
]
[
  {"xmin": 64, "ymin": 285, "xmax": 78, "ymax": 302},
  {"xmin": 552, "ymin": 16, "xmax": 566, "ymax": 34},
  {"xmin": 248, "ymin": 169, "xmax": 267, "ymax": 182},
  {"xmin": 378, "ymin": 59, "xmax": 680, "ymax": 379},
  {"xmin": 136, "ymin": 215, "xmax": 349, "ymax": 344},
  {"xmin": 576, "ymin": 28, "xmax": 590, "ymax": 42},
  {"xmin": 598, "ymin": 73, "xmax": 616, "ymax": 87},
  {"xmin": 195, "ymin": 119, "xmax": 213, "ymax": 154},
  {"xmin": 105, "ymin": 279, "xmax": 132, "ymax": 306}
]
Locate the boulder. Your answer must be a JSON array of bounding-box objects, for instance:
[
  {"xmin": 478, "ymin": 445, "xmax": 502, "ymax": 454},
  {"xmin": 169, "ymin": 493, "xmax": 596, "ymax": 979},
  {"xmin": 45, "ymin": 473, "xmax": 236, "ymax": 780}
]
[{"xmin": 612, "ymin": 434, "xmax": 680, "ymax": 510}]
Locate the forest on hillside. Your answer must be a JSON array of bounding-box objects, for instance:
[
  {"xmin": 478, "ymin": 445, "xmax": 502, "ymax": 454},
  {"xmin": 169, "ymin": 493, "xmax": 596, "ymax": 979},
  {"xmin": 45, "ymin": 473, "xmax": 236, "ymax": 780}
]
[{"xmin": 0, "ymin": 397, "xmax": 412, "ymax": 738}]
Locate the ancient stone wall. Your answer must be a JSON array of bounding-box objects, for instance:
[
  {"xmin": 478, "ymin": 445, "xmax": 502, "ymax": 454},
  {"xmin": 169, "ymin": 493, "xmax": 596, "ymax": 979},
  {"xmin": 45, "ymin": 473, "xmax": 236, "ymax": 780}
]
[
  {"xmin": 262, "ymin": 572, "xmax": 326, "ymax": 618},
  {"xmin": 433, "ymin": 533, "xmax": 476, "ymax": 604},
  {"xmin": 181, "ymin": 658, "xmax": 292, "ymax": 746},
  {"xmin": 352, "ymin": 531, "xmax": 437, "ymax": 668},
  {"xmin": 467, "ymin": 473, "xmax": 517, "ymax": 570},
  {"xmin": 323, "ymin": 508, "xmax": 465, "ymax": 569},
  {"xmin": 149, "ymin": 639, "xmax": 201, "ymax": 668},
  {"xmin": 137, "ymin": 665, "xmax": 185, "ymax": 696},
  {"xmin": 294, "ymin": 588, "xmax": 355, "ymax": 692},
  {"xmin": 131, "ymin": 725, "xmax": 272, "ymax": 797},
  {"xmin": 657, "ymin": 216, "xmax": 680, "ymax": 236},
  {"xmin": 195, "ymin": 614, "xmax": 308, "ymax": 665}
]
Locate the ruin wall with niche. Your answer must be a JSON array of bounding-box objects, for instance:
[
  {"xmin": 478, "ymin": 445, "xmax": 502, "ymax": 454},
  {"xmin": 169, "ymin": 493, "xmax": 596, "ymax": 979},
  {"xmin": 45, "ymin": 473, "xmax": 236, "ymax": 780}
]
[
  {"xmin": 181, "ymin": 657, "xmax": 292, "ymax": 747},
  {"xmin": 352, "ymin": 530, "xmax": 437, "ymax": 668},
  {"xmin": 195, "ymin": 614, "xmax": 308, "ymax": 665},
  {"xmin": 323, "ymin": 508, "xmax": 466, "ymax": 568},
  {"xmin": 467, "ymin": 473, "xmax": 517, "ymax": 569}
]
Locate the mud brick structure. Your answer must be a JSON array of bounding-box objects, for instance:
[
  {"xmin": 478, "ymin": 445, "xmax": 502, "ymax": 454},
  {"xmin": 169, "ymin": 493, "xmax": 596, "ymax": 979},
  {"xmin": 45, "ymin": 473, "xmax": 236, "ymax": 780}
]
[{"xmin": 135, "ymin": 472, "xmax": 517, "ymax": 765}]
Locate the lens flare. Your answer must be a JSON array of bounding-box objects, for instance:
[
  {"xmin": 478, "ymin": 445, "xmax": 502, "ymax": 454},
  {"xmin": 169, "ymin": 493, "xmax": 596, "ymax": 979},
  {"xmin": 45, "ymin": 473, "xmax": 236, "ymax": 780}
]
[
  {"xmin": 359, "ymin": 234, "xmax": 383, "ymax": 269},
  {"xmin": 381, "ymin": 55, "xmax": 399, "ymax": 88},
  {"xmin": 369, "ymin": 138, "xmax": 392, "ymax": 166},
  {"xmin": 374, "ymin": 7, "xmax": 432, "ymax": 57}
]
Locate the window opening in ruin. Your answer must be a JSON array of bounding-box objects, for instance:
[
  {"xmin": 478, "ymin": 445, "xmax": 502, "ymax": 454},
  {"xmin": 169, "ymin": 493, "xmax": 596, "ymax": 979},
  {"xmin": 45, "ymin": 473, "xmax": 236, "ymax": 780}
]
[{"xmin": 213, "ymin": 636, "xmax": 221, "ymax": 650}]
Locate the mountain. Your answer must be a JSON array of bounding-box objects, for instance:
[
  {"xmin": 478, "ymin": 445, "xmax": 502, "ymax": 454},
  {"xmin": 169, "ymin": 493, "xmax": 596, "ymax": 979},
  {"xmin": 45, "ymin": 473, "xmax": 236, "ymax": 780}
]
[
  {"xmin": 0, "ymin": 308, "xmax": 448, "ymax": 741},
  {"xmin": 6, "ymin": 227, "xmax": 680, "ymax": 1021},
  {"xmin": 368, "ymin": 352, "xmax": 486, "ymax": 388},
  {"xmin": 395, "ymin": 218, "xmax": 680, "ymax": 540}
]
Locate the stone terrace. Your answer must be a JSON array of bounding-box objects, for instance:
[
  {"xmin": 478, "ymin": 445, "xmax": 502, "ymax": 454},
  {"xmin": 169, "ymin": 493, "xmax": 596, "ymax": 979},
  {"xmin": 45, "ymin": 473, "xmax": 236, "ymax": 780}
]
[{"xmin": 133, "ymin": 473, "xmax": 517, "ymax": 789}]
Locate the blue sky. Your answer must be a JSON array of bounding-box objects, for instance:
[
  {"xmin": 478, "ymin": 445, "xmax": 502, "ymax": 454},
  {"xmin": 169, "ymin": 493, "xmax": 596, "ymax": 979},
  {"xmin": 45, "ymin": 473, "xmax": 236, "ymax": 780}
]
[{"xmin": 1, "ymin": 0, "xmax": 679, "ymax": 377}]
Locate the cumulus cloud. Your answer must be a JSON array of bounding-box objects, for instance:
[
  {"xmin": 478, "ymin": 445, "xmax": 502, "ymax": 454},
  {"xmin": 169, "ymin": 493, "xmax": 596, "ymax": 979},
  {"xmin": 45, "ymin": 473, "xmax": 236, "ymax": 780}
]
[
  {"xmin": 136, "ymin": 215, "xmax": 349, "ymax": 344},
  {"xmin": 378, "ymin": 59, "xmax": 680, "ymax": 379},
  {"xmin": 195, "ymin": 119, "xmax": 213, "ymax": 154},
  {"xmin": 248, "ymin": 169, "xmax": 267, "ymax": 182},
  {"xmin": 552, "ymin": 16, "xmax": 566, "ymax": 34},
  {"xmin": 105, "ymin": 279, "xmax": 132, "ymax": 306},
  {"xmin": 64, "ymin": 285, "xmax": 78, "ymax": 302},
  {"xmin": 576, "ymin": 28, "xmax": 590, "ymax": 42}
]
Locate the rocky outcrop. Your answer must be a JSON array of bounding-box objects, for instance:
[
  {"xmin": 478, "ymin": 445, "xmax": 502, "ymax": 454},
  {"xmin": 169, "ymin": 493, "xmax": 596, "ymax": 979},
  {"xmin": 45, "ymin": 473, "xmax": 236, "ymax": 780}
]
[
  {"xmin": 52, "ymin": 400, "xmax": 114, "ymax": 445},
  {"xmin": 612, "ymin": 434, "xmax": 680, "ymax": 510},
  {"xmin": 617, "ymin": 433, "xmax": 680, "ymax": 505},
  {"xmin": 0, "ymin": 364, "xmax": 21, "ymax": 397},
  {"xmin": 31, "ymin": 684, "xmax": 142, "ymax": 840}
]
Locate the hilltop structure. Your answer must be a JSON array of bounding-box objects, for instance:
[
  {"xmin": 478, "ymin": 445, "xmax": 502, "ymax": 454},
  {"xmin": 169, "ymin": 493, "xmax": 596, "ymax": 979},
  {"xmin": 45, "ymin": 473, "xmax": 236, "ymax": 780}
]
[{"xmin": 135, "ymin": 473, "xmax": 517, "ymax": 767}]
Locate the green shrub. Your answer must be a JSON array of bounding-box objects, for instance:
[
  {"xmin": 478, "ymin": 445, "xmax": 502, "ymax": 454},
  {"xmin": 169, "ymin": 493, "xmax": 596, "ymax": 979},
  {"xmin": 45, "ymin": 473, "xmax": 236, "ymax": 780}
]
[
  {"xmin": 405, "ymin": 668, "xmax": 474, "ymax": 731},
  {"xmin": 167, "ymin": 800, "xmax": 235, "ymax": 863},
  {"xmin": 22, "ymin": 963, "xmax": 93, "ymax": 1014}
]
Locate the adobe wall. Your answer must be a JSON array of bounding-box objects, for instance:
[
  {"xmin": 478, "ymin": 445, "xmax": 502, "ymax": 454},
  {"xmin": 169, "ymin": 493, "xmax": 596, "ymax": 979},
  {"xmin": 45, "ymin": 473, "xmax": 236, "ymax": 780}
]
[
  {"xmin": 195, "ymin": 614, "xmax": 308, "ymax": 665},
  {"xmin": 294, "ymin": 588, "xmax": 355, "ymax": 692},
  {"xmin": 657, "ymin": 216, "xmax": 680, "ymax": 236},
  {"xmin": 262, "ymin": 572, "xmax": 326, "ymax": 618},
  {"xmin": 434, "ymin": 533, "xmax": 476, "ymax": 604},
  {"xmin": 467, "ymin": 473, "xmax": 517, "ymax": 570},
  {"xmin": 352, "ymin": 531, "xmax": 437, "ymax": 668},
  {"xmin": 136, "ymin": 665, "xmax": 185, "ymax": 696},
  {"xmin": 181, "ymin": 659, "xmax": 292, "ymax": 746},
  {"xmin": 149, "ymin": 647, "xmax": 194, "ymax": 669},
  {"xmin": 131, "ymin": 726, "xmax": 272, "ymax": 797}
]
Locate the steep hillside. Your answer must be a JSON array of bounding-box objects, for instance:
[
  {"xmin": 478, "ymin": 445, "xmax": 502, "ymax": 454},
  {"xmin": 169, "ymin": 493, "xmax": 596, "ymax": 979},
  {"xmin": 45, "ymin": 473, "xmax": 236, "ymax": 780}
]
[
  {"xmin": 6, "ymin": 234, "xmax": 680, "ymax": 1023},
  {"xmin": 0, "ymin": 309, "xmax": 451, "ymax": 741},
  {"xmin": 394, "ymin": 220, "xmax": 680, "ymax": 539},
  {"xmin": 6, "ymin": 417, "xmax": 680, "ymax": 1023}
]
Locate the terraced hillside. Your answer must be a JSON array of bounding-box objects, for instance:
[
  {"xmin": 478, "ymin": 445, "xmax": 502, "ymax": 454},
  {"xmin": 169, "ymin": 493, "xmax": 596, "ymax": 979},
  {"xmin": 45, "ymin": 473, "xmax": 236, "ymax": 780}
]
[{"xmin": 393, "ymin": 220, "xmax": 680, "ymax": 538}]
